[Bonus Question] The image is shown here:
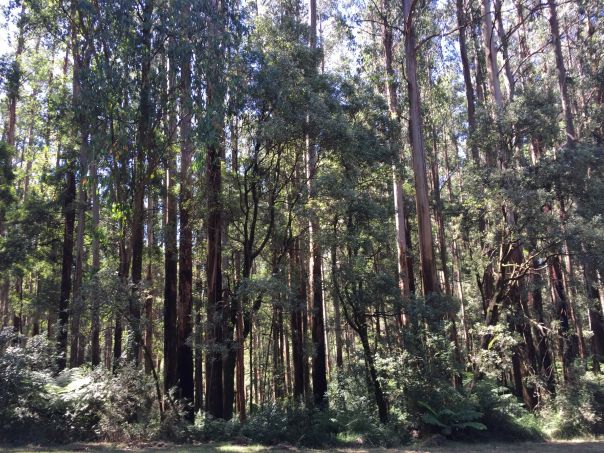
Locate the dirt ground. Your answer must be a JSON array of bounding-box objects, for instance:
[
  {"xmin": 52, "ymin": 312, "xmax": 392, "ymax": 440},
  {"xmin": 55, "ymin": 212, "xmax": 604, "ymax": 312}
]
[{"xmin": 2, "ymin": 439, "xmax": 604, "ymax": 453}]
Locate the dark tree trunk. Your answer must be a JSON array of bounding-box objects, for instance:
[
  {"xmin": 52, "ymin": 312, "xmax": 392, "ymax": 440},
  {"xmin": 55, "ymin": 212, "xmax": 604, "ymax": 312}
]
[
  {"xmin": 57, "ymin": 169, "xmax": 76, "ymax": 371},
  {"xmin": 177, "ymin": 47, "xmax": 194, "ymax": 419},
  {"xmin": 90, "ymin": 160, "xmax": 101, "ymax": 366},
  {"xmin": 455, "ymin": 0, "xmax": 479, "ymax": 163},
  {"xmin": 549, "ymin": 257, "xmax": 573, "ymax": 382},
  {"xmin": 204, "ymin": 0, "xmax": 227, "ymax": 420},
  {"xmin": 128, "ymin": 0, "xmax": 154, "ymax": 365},
  {"xmin": 289, "ymin": 240, "xmax": 306, "ymax": 401},
  {"xmin": 144, "ymin": 195, "xmax": 155, "ymax": 374},
  {"xmin": 528, "ymin": 258, "xmax": 555, "ymax": 394},
  {"xmin": 163, "ymin": 40, "xmax": 178, "ymax": 394},
  {"xmin": 359, "ymin": 329, "xmax": 389, "ymax": 423},
  {"xmin": 307, "ymin": 0, "xmax": 328, "ymax": 409}
]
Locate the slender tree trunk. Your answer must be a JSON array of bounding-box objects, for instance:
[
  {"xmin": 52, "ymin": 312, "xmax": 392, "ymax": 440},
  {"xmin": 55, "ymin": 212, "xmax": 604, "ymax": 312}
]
[
  {"xmin": 144, "ymin": 196, "xmax": 155, "ymax": 374},
  {"xmin": 70, "ymin": 96, "xmax": 89, "ymax": 367},
  {"xmin": 330, "ymin": 221, "xmax": 343, "ymax": 369},
  {"xmin": 481, "ymin": 0, "xmax": 504, "ymax": 110},
  {"xmin": 90, "ymin": 160, "xmax": 101, "ymax": 366},
  {"xmin": 403, "ymin": 0, "xmax": 439, "ymax": 296},
  {"xmin": 528, "ymin": 257, "xmax": 555, "ymax": 395},
  {"xmin": 547, "ymin": 0, "xmax": 576, "ymax": 144},
  {"xmin": 307, "ymin": 0, "xmax": 328, "ymax": 408},
  {"xmin": 290, "ymin": 240, "xmax": 306, "ymax": 402},
  {"xmin": 113, "ymin": 234, "xmax": 130, "ymax": 369},
  {"xmin": 57, "ymin": 170, "xmax": 76, "ymax": 371},
  {"xmin": 494, "ymin": 0, "xmax": 515, "ymax": 100},
  {"xmin": 128, "ymin": 0, "xmax": 154, "ymax": 365},
  {"xmin": 359, "ymin": 329, "xmax": 388, "ymax": 423},
  {"xmin": 455, "ymin": 0, "xmax": 479, "ymax": 164},
  {"xmin": 177, "ymin": 46, "xmax": 194, "ymax": 418},
  {"xmin": 205, "ymin": 0, "xmax": 226, "ymax": 419},
  {"xmin": 57, "ymin": 14, "xmax": 80, "ymax": 370},
  {"xmin": 70, "ymin": 180, "xmax": 86, "ymax": 368},
  {"xmin": 381, "ymin": 0, "xmax": 414, "ymax": 321},
  {"xmin": 549, "ymin": 256, "xmax": 573, "ymax": 382},
  {"xmin": 163, "ymin": 42, "xmax": 178, "ymax": 394}
]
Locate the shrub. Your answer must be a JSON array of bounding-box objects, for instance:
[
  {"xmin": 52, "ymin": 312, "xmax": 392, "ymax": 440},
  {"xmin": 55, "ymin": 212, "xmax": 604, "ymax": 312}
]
[
  {"xmin": 539, "ymin": 369, "xmax": 604, "ymax": 439},
  {"xmin": 240, "ymin": 402, "xmax": 337, "ymax": 447},
  {"xmin": 471, "ymin": 379, "xmax": 542, "ymax": 441}
]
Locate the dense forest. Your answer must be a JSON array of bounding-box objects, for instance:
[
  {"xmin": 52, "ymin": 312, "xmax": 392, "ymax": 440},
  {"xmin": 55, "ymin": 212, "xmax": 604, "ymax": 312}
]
[{"xmin": 0, "ymin": 0, "xmax": 603, "ymax": 447}]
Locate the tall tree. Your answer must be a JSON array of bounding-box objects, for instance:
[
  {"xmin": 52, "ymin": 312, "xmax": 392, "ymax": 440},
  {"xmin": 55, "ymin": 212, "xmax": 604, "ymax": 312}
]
[
  {"xmin": 177, "ymin": 42, "xmax": 195, "ymax": 416},
  {"xmin": 307, "ymin": 0, "xmax": 328, "ymax": 408},
  {"xmin": 381, "ymin": 0, "xmax": 414, "ymax": 318},
  {"xmin": 402, "ymin": 0, "xmax": 438, "ymax": 296},
  {"xmin": 205, "ymin": 0, "xmax": 227, "ymax": 419}
]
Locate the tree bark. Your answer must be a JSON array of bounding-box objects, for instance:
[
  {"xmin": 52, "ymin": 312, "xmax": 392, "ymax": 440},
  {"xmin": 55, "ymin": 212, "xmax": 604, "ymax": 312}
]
[
  {"xmin": 90, "ymin": 160, "xmax": 101, "ymax": 366},
  {"xmin": 481, "ymin": 0, "xmax": 504, "ymax": 110},
  {"xmin": 205, "ymin": 0, "xmax": 226, "ymax": 419},
  {"xmin": 57, "ymin": 169, "xmax": 76, "ymax": 371},
  {"xmin": 129, "ymin": 0, "xmax": 154, "ymax": 365},
  {"xmin": 307, "ymin": 0, "xmax": 328, "ymax": 408},
  {"xmin": 381, "ymin": 0, "xmax": 414, "ymax": 318},
  {"xmin": 163, "ymin": 40, "xmax": 178, "ymax": 394},
  {"xmin": 143, "ymin": 195, "xmax": 155, "ymax": 374},
  {"xmin": 177, "ymin": 46, "xmax": 194, "ymax": 418},
  {"xmin": 290, "ymin": 239, "xmax": 306, "ymax": 402},
  {"xmin": 547, "ymin": 0, "xmax": 576, "ymax": 144},
  {"xmin": 403, "ymin": 0, "xmax": 439, "ymax": 297},
  {"xmin": 455, "ymin": 0, "xmax": 479, "ymax": 164}
]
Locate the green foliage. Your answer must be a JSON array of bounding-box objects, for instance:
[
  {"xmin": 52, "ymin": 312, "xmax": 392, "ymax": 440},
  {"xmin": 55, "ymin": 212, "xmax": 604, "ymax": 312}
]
[
  {"xmin": 240, "ymin": 403, "xmax": 337, "ymax": 447},
  {"xmin": 418, "ymin": 401, "xmax": 486, "ymax": 437},
  {"xmin": 471, "ymin": 380, "xmax": 543, "ymax": 441},
  {"xmin": 0, "ymin": 331, "xmax": 159, "ymax": 444},
  {"xmin": 328, "ymin": 367, "xmax": 407, "ymax": 446},
  {"xmin": 191, "ymin": 402, "xmax": 339, "ymax": 447},
  {"xmin": 539, "ymin": 371, "xmax": 604, "ymax": 438}
]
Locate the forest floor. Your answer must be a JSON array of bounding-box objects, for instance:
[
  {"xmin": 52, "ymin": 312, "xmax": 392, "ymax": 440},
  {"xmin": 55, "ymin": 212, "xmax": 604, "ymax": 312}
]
[{"xmin": 2, "ymin": 439, "xmax": 604, "ymax": 453}]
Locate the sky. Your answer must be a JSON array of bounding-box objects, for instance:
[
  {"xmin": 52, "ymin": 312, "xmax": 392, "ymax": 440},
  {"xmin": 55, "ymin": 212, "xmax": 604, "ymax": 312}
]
[{"xmin": 0, "ymin": 0, "xmax": 16, "ymax": 57}]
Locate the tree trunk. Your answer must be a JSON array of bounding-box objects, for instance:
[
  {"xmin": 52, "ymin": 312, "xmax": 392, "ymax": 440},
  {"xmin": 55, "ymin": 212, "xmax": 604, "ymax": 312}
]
[
  {"xmin": 90, "ymin": 160, "xmax": 101, "ymax": 366},
  {"xmin": 359, "ymin": 329, "xmax": 389, "ymax": 423},
  {"xmin": 403, "ymin": 0, "xmax": 439, "ymax": 297},
  {"xmin": 205, "ymin": 1, "xmax": 226, "ymax": 419},
  {"xmin": 163, "ymin": 41, "xmax": 178, "ymax": 394},
  {"xmin": 547, "ymin": 0, "xmax": 576, "ymax": 144},
  {"xmin": 528, "ymin": 257, "xmax": 555, "ymax": 395},
  {"xmin": 289, "ymin": 240, "xmax": 306, "ymax": 401},
  {"xmin": 177, "ymin": 46, "xmax": 194, "ymax": 419},
  {"xmin": 57, "ymin": 170, "xmax": 76, "ymax": 371},
  {"xmin": 129, "ymin": 0, "xmax": 154, "ymax": 365},
  {"xmin": 70, "ymin": 180, "xmax": 86, "ymax": 368},
  {"xmin": 481, "ymin": 0, "xmax": 504, "ymax": 110},
  {"xmin": 307, "ymin": 0, "xmax": 328, "ymax": 408},
  {"xmin": 330, "ymin": 222, "xmax": 344, "ymax": 369},
  {"xmin": 143, "ymin": 196, "xmax": 155, "ymax": 374},
  {"xmin": 549, "ymin": 256, "xmax": 573, "ymax": 382},
  {"xmin": 494, "ymin": 0, "xmax": 515, "ymax": 100},
  {"xmin": 381, "ymin": 0, "xmax": 414, "ymax": 318},
  {"xmin": 455, "ymin": 0, "xmax": 479, "ymax": 164}
]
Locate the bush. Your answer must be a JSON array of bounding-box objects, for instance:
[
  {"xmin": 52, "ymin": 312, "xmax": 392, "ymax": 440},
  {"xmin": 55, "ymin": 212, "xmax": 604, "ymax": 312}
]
[
  {"xmin": 0, "ymin": 330, "xmax": 160, "ymax": 444},
  {"xmin": 328, "ymin": 367, "xmax": 406, "ymax": 446},
  {"xmin": 470, "ymin": 380, "xmax": 542, "ymax": 441},
  {"xmin": 539, "ymin": 369, "xmax": 604, "ymax": 439},
  {"xmin": 241, "ymin": 402, "xmax": 337, "ymax": 447},
  {"xmin": 0, "ymin": 329, "xmax": 60, "ymax": 443}
]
